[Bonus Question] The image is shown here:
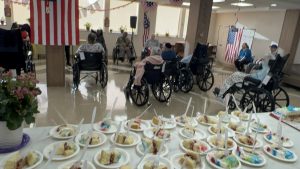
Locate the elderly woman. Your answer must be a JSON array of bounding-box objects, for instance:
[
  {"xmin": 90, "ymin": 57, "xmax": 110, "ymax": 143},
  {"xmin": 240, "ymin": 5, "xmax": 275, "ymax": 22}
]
[
  {"xmin": 214, "ymin": 58, "xmax": 270, "ymax": 98},
  {"xmin": 76, "ymin": 32, "xmax": 105, "ymax": 54},
  {"xmin": 134, "ymin": 47, "xmax": 164, "ymax": 86}
]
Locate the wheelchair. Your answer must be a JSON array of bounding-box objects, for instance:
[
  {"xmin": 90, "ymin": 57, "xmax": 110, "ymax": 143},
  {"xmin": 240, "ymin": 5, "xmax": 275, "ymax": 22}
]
[
  {"xmin": 112, "ymin": 45, "xmax": 136, "ymax": 66},
  {"xmin": 125, "ymin": 61, "xmax": 177, "ymax": 106},
  {"xmin": 72, "ymin": 52, "xmax": 108, "ymax": 90},
  {"xmin": 189, "ymin": 43, "xmax": 214, "ymax": 91},
  {"xmin": 172, "ymin": 60, "xmax": 194, "ymax": 93},
  {"xmin": 224, "ymin": 54, "xmax": 290, "ymax": 112}
]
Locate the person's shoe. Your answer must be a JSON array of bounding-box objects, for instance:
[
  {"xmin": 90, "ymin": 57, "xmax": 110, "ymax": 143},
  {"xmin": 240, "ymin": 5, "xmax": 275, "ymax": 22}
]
[{"xmin": 213, "ymin": 87, "xmax": 220, "ymax": 96}]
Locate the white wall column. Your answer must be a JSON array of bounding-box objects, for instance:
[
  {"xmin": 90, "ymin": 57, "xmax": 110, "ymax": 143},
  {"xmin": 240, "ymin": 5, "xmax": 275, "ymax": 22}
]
[
  {"xmin": 103, "ymin": 0, "xmax": 110, "ymax": 33},
  {"xmin": 178, "ymin": 8, "xmax": 186, "ymax": 38}
]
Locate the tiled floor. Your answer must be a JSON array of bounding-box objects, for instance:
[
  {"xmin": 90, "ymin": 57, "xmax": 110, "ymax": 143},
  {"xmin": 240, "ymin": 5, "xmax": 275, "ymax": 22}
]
[{"xmin": 32, "ymin": 59, "xmax": 300, "ymax": 127}]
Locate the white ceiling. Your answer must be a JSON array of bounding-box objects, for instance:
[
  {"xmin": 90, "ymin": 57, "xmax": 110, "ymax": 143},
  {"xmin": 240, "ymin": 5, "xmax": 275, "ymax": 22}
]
[{"xmin": 144, "ymin": 0, "xmax": 300, "ymax": 11}]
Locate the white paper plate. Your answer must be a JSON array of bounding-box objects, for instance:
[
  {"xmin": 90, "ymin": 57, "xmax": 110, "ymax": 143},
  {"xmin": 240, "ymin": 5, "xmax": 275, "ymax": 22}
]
[
  {"xmin": 0, "ymin": 150, "xmax": 43, "ymax": 169},
  {"xmin": 208, "ymin": 125, "xmax": 235, "ymax": 137},
  {"xmin": 263, "ymin": 145, "xmax": 298, "ymax": 163},
  {"xmin": 150, "ymin": 119, "xmax": 176, "ymax": 130},
  {"xmin": 43, "ymin": 141, "xmax": 80, "ymax": 161},
  {"xmin": 124, "ymin": 120, "xmax": 150, "ymax": 132},
  {"xmin": 57, "ymin": 160, "xmax": 96, "ymax": 169},
  {"xmin": 171, "ymin": 153, "xmax": 205, "ymax": 169},
  {"xmin": 93, "ymin": 121, "xmax": 118, "ymax": 134},
  {"xmin": 233, "ymin": 135, "xmax": 263, "ymax": 149},
  {"xmin": 110, "ymin": 132, "xmax": 141, "ymax": 147},
  {"xmin": 233, "ymin": 148, "xmax": 266, "ymax": 167},
  {"xmin": 250, "ymin": 122, "xmax": 270, "ymax": 133},
  {"xmin": 176, "ymin": 116, "xmax": 198, "ymax": 127},
  {"xmin": 206, "ymin": 151, "xmax": 241, "ymax": 169},
  {"xmin": 93, "ymin": 148, "xmax": 130, "ymax": 169},
  {"xmin": 137, "ymin": 155, "xmax": 172, "ymax": 169},
  {"xmin": 226, "ymin": 123, "xmax": 248, "ymax": 134},
  {"xmin": 180, "ymin": 139, "xmax": 211, "ymax": 155},
  {"xmin": 231, "ymin": 111, "xmax": 250, "ymax": 121},
  {"xmin": 49, "ymin": 124, "xmax": 78, "ymax": 139},
  {"xmin": 197, "ymin": 115, "xmax": 218, "ymax": 126},
  {"xmin": 136, "ymin": 142, "xmax": 168, "ymax": 157},
  {"xmin": 217, "ymin": 114, "xmax": 240, "ymax": 123},
  {"xmin": 75, "ymin": 131, "xmax": 107, "ymax": 148},
  {"xmin": 207, "ymin": 135, "xmax": 237, "ymax": 151},
  {"xmin": 178, "ymin": 127, "xmax": 207, "ymax": 140},
  {"xmin": 263, "ymin": 133, "xmax": 294, "ymax": 148},
  {"xmin": 143, "ymin": 128, "xmax": 171, "ymax": 140}
]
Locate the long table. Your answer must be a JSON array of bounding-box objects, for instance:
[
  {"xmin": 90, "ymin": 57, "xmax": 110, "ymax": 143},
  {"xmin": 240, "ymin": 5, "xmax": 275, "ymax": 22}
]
[{"xmin": 0, "ymin": 113, "xmax": 299, "ymax": 169}]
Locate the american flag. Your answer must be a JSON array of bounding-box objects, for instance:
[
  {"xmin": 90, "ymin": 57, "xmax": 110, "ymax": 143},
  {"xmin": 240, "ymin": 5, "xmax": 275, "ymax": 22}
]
[
  {"xmin": 30, "ymin": 0, "xmax": 79, "ymax": 46},
  {"xmin": 225, "ymin": 27, "xmax": 243, "ymax": 63},
  {"xmin": 143, "ymin": 13, "xmax": 150, "ymax": 46},
  {"xmin": 169, "ymin": 0, "xmax": 183, "ymax": 6},
  {"xmin": 141, "ymin": 0, "xmax": 157, "ymax": 12}
]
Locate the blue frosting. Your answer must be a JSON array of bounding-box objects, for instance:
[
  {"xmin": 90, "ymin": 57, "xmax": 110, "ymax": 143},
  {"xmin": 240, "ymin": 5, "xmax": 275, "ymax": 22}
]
[
  {"xmin": 272, "ymin": 149, "xmax": 277, "ymax": 156},
  {"xmin": 284, "ymin": 151, "xmax": 294, "ymax": 159}
]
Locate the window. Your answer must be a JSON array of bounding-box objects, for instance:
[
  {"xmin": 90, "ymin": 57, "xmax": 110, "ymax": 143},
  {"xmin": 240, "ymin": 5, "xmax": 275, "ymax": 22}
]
[
  {"xmin": 12, "ymin": 3, "xmax": 30, "ymax": 24},
  {"xmin": 110, "ymin": 0, "xmax": 139, "ymax": 33},
  {"xmin": 183, "ymin": 8, "xmax": 189, "ymax": 39},
  {"xmin": 155, "ymin": 5, "xmax": 181, "ymax": 37},
  {"xmin": 0, "ymin": 1, "xmax": 5, "ymax": 25},
  {"xmin": 79, "ymin": 0, "xmax": 105, "ymax": 30}
]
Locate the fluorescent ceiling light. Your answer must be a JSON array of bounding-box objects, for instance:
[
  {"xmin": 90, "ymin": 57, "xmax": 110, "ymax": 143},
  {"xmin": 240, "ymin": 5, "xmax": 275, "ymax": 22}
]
[
  {"xmin": 213, "ymin": 0, "xmax": 225, "ymax": 2},
  {"xmin": 231, "ymin": 2, "xmax": 254, "ymax": 7},
  {"xmin": 271, "ymin": 3, "xmax": 277, "ymax": 7},
  {"xmin": 212, "ymin": 6, "xmax": 220, "ymax": 9},
  {"xmin": 88, "ymin": 0, "xmax": 97, "ymax": 4},
  {"xmin": 182, "ymin": 2, "xmax": 190, "ymax": 6}
]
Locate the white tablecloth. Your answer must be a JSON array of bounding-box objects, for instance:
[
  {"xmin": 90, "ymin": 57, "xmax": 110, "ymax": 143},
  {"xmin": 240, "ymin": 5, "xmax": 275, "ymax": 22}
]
[{"xmin": 0, "ymin": 113, "xmax": 299, "ymax": 169}]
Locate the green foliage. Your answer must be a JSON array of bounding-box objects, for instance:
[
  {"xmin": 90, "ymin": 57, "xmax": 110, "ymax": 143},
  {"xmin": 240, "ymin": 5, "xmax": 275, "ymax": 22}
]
[{"xmin": 0, "ymin": 71, "xmax": 41, "ymax": 130}]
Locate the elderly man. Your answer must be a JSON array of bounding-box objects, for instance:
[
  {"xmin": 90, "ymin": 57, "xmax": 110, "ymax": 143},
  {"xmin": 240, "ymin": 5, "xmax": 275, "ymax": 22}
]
[
  {"xmin": 76, "ymin": 32, "xmax": 105, "ymax": 54},
  {"xmin": 116, "ymin": 32, "xmax": 132, "ymax": 61},
  {"xmin": 145, "ymin": 34, "xmax": 160, "ymax": 49}
]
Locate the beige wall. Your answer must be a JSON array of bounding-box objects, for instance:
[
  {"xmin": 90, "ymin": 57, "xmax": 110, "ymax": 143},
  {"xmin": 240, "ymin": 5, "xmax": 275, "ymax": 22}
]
[
  {"xmin": 294, "ymin": 37, "xmax": 300, "ymax": 64},
  {"xmin": 207, "ymin": 13, "xmax": 217, "ymax": 45},
  {"xmin": 210, "ymin": 10, "xmax": 286, "ymax": 66}
]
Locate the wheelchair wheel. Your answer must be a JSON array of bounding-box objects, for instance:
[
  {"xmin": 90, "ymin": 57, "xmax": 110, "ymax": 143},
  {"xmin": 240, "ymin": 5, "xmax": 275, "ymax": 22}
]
[
  {"xmin": 272, "ymin": 87, "xmax": 289, "ymax": 108},
  {"xmin": 99, "ymin": 63, "xmax": 108, "ymax": 88},
  {"xmin": 179, "ymin": 69, "xmax": 194, "ymax": 93},
  {"xmin": 240, "ymin": 88, "xmax": 275, "ymax": 112},
  {"xmin": 196, "ymin": 68, "xmax": 214, "ymax": 91},
  {"xmin": 73, "ymin": 64, "xmax": 80, "ymax": 89},
  {"xmin": 129, "ymin": 78, "xmax": 149, "ymax": 106},
  {"xmin": 152, "ymin": 77, "xmax": 172, "ymax": 102}
]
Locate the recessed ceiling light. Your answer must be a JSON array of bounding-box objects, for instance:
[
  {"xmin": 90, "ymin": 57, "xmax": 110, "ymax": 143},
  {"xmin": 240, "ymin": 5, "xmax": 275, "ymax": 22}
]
[
  {"xmin": 182, "ymin": 2, "xmax": 190, "ymax": 6},
  {"xmin": 240, "ymin": 0, "xmax": 245, "ymax": 1},
  {"xmin": 212, "ymin": 6, "xmax": 220, "ymax": 9},
  {"xmin": 231, "ymin": 2, "xmax": 254, "ymax": 7},
  {"xmin": 213, "ymin": 0, "xmax": 225, "ymax": 2},
  {"xmin": 271, "ymin": 3, "xmax": 277, "ymax": 7}
]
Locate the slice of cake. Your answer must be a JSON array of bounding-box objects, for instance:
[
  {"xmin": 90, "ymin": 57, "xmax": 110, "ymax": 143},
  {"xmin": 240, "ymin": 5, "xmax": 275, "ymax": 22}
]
[
  {"xmin": 143, "ymin": 161, "xmax": 168, "ymax": 169},
  {"xmin": 179, "ymin": 152, "xmax": 200, "ymax": 169},
  {"xmin": 142, "ymin": 138, "xmax": 163, "ymax": 154},
  {"xmin": 56, "ymin": 142, "xmax": 76, "ymax": 156},
  {"xmin": 129, "ymin": 119, "xmax": 141, "ymax": 129},
  {"xmin": 115, "ymin": 133, "xmax": 134, "ymax": 145},
  {"xmin": 152, "ymin": 116, "xmax": 161, "ymax": 125},
  {"xmin": 182, "ymin": 126, "xmax": 196, "ymax": 138},
  {"xmin": 182, "ymin": 139, "xmax": 208, "ymax": 153},
  {"xmin": 25, "ymin": 151, "xmax": 39, "ymax": 166},
  {"xmin": 100, "ymin": 120, "xmax": 111, "ymax": 131},
  {"xmin": 4, "ymin": 152, "xmax": 25, "ymax": 169},
  {"xmin": 99, "ymin": 150, "xmax": 121, "ymax": 165}
]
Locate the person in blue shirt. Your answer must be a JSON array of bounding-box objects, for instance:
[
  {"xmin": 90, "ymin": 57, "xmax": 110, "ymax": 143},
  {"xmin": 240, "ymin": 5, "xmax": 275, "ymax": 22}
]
[
  {"xmin": 161, "ymin": 43, "xmax": 177, "ymax": 61},
  {"xmin": 234, "ymin": 43, "xmax": 253, "ymax": 71}
]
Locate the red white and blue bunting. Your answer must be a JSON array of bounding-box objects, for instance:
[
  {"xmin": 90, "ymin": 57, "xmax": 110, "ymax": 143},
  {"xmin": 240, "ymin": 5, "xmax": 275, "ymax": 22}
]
[
  {"xmin": 169, "ymin": 0, "xmax": 183, "ymax": 6},
  {"xmin": 141, "ymin": 0, "xmax": 157, "ymax": 12}
]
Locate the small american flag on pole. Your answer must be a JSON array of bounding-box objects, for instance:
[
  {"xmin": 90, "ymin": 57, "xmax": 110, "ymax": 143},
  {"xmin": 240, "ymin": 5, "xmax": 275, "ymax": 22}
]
[
  {"xmin": 225, "ymin": 27, "xmax": 243, "ymax": 63},
  {"xmin": 30, "ymin": 0, "xmax": 79, "ymax": 46},
  {"xmin": 143, "ymin": 12, "xmax": 150, "ymax": 47}
]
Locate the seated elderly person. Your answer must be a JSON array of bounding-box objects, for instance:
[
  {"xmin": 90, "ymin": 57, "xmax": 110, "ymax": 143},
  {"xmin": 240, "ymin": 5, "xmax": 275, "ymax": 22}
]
[
  {"xmin": 116, "ymin": 32, "xmax": 132, "ymax": 61},
  {"xmin": 76, "ymin": 32, "xmax": 105, "ymax": 54},
  {"xmin": 214, "ymin": 58, "xmax": 270, "ymax": 98},
  {"xmin": 134, "ymin": 47, "xmax": 164, "ymax": 86},
  {"xmin": 161, "ymin": 43, "xmax": 177, "ymax": 61},
  {"xmin": 145, "ymin": 34, "xmax": 160, "ymax": 49}
]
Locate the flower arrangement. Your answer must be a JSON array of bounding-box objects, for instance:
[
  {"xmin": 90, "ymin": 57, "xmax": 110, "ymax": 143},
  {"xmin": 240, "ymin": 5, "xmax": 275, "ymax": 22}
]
[
  {"xmin": 0, "ymin": 70, "xmax": 41, "ymax": 130},
  {"xmin": 84, "ymin": 22, "xmax": 91, "ymax": 31}
]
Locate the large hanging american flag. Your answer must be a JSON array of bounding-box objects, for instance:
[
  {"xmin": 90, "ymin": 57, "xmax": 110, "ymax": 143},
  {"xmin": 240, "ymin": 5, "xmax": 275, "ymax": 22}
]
[
  {"xmin": 225, "ymin": 27, "xmax": 243, "ymax": 63},
  {"xmin": 143, "ymin": 12, "xmax": 150, "ymax": 46},
  {"xmin": 30, "ymin": 0, "xmax": 79, "ymax": 46}
]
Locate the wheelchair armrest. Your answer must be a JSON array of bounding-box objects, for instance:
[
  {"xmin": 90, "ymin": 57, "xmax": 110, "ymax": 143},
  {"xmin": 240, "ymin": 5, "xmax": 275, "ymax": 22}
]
[{"xmin": 243, "ymin": 76, "xmax": 261, "ymax": 87}]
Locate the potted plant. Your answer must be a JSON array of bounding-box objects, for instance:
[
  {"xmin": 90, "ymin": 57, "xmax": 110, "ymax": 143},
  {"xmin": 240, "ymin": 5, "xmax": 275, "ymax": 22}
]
[
  {"xmin": 0, "ymin": 70, "xmax": 41, "ymax": 148},
  {"xmin": 84, "ymin": 22, "xmax": 91, "ymax": 31},
  {"xmin": 110, "ymin": 29, "xmax": 113, "ymax": 33},
  {"xmin": 165, "ymin": 32, "xmax": 169, "ymax": 37}
]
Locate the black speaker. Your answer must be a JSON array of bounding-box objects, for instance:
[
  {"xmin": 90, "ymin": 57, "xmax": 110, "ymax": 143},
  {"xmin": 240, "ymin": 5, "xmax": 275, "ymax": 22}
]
[{"xmin": 130, "ymin": 16, "xmax": 137, "ymax": 29}]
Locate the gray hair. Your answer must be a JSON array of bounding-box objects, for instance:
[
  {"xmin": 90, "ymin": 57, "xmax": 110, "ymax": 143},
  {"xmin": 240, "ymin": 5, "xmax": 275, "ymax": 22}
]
[
  {"xmin": 151, "ymin": 47, "xmax": 161, "ymax": 55},
  {"xmin": 87, "ymin": 32, "xmax": 97, "ymax": 44}
]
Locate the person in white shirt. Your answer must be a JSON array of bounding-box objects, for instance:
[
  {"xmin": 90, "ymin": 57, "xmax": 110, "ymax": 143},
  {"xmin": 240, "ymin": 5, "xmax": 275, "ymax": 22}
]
[
  {"xmin": 144, "ymin": 34, "xmax": 160, "ymax": 49},
  {"xmin": 77, "ymin": 32, "xmax": 105, "ymax": 54}
]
